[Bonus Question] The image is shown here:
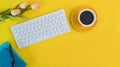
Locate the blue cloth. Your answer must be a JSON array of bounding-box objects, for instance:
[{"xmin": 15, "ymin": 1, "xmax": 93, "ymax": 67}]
[{"xmin": 0, "ymin": 42, "xmax": 26, "ymax": 67}]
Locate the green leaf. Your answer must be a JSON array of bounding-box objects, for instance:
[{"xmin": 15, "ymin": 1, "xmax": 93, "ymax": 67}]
[
  {"xmin": 0, "ymin": 15, "xmax": 2, "ymax": 17},
  {"xmin": 6, "ymin": 15, "xmax": 18, "ymax": 20},
  {"xmin": 0, "ymin": 17, "xmax": 5, "ymax": 22},
  {"xmin": 0, "ymin": 8, "xmax": 10, "ymax": 15},
  {"xmin": 18, "ymin": 15, "xmax": 28, "ymax": 19},
  {"xmin": 26, "ymin": 5, "xmax": 31, "ymax": 10},
  {"xmin": 0, "ymin": 8, "xmax": 11, "ymax": 18}
]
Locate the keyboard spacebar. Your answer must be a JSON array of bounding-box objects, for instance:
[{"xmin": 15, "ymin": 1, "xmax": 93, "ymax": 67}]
[{"xmin": 33, "ymin": 34, "xmax": 50, "ymax": 44}]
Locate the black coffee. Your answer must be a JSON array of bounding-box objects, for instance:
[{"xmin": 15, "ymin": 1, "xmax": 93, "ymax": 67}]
[{"xmin": 80, "ymin": 11, "xmax": 94, "ymax": 25}]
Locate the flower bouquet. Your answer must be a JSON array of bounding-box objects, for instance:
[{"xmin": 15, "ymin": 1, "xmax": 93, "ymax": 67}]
[{"xmin": 0, "ymin": 2, "xmax": 40, "ymax": 22}]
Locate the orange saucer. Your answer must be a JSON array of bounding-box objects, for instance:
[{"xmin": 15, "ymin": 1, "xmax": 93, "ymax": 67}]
[{"xmin": 71, "ymin": 6, "xmax": 97, "ymax": 32}]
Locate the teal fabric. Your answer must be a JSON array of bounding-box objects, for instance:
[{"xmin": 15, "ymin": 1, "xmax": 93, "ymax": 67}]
[{"xmin": 0, "ymin": 42, "xmax": 26, "ymax": 67}]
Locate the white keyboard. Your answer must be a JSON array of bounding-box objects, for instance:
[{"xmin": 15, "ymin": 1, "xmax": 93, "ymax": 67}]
[{"xmin": 11, "ymin": 9, "xmax": 71, "ymax": 48}]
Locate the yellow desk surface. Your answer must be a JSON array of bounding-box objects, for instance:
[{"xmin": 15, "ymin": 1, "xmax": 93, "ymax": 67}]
[{"xmin": 0, "ymin": 0, "xmax": 120, "ymax": 67}]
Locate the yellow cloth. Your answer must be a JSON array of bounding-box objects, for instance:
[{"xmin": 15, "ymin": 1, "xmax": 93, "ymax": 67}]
[{"xmin": 0, "ymin": 0, "xmax": 120, "ymax": 67}]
